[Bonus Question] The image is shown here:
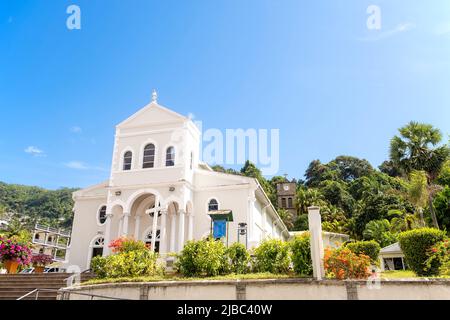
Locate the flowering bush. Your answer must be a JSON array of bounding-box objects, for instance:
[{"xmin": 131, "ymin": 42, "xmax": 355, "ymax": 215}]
[
  {"xmin": 324, "ymin": 247, "xmax": 371, "ymax": 280},
  {"xmin": 0, "ymin": 236, "xmax": 32, "ymax": 265},
  {"xmin": 425, "ymin": 238, "xmax": 450, "ymax": 276},
  {"xmin": 31, "ymin": 253, "xmax": 53, "ymax": 267},
  {"xmin": 92, "ymin": 237, "xmax": 163, "ymax": 278},
  {"xmin": 91, "ymin": 249, "xmax": 163, "ymax": 278},
  {"xmin": 398, "ymin": 228, "xmax": 446, "ymax": 276},
  {"xmin": 109, "ymin": 237, "xmax": 148, "ymax": 253}
]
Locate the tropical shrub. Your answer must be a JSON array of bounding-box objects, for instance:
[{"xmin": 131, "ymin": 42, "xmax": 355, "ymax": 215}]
[
  {"xmin": 345, "ymin": 240, "xmax": 380, "ymax": 264},
  {"xmin": 0, "ymin": 236, "xmax": 32, "ymax": 265},
  {"xmin": 108, "ymin": 237, "xmax": 147, "ymax": 253},
  {"xmin": 289, "ymin": 233, "xmax": 312, "ymax": 276},
  {"xmin": 31, "ymin": 253, "xmax": 53, "ymax": 267},
  {"xmin": 252, "ymin": 239, "xmax": 290, "ymax": 274},
  {"xmin": 91, "ymin": 238, "xmax": 163, "ymax": 278},
  {"xmin": 425, "ymin": 238, "xmax": 450, "ymax": 276},
  {"xmin": 91, "ymin": 249, "xmax": 163, "ymax": 278},
  {"xmin": 225, "ymin": 242, "xmax": 250, "ymax": 274},
  {"xmin": 323, "ymin": 247, "xmax": 371, "ymax": 279},
  {"xmin": 362, "ymin": 219, "xmax": 398, "ymax": 248},
  {"xmin": 398, "ymin": 228, "xmax": 446, "ymax": 276},
  {"xmin": 176, "ymin": 237, "xmax": 227, "ymax": 277}
]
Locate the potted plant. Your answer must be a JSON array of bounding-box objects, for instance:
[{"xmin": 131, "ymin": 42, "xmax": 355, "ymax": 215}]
[
  {"xmin": 31, "ymin": 253, "xmax": 53, "ymax": 273},
  {"xmin": 0, "ymin": 237, "xmax": 32, "ymax": 273}
]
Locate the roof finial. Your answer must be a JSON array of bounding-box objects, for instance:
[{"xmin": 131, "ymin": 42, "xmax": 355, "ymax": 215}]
[{"xmin": 152, "ymin": 89, "xmax": 158, "ymax": 103}]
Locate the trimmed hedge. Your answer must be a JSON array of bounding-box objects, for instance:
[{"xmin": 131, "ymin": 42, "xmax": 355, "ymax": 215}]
[
  {"xmin": 252, "ymin": 239, "xmax": 290, "ymax": 273},
  {"xmin": 226, "ymin": 242, "xmax": 250, "ymax": 274},
  {"xmin": 289, "ymin": 233, "xmax": 312, "ymax": 276},
  {"xmin": 345, "ymin": 240, "xmax": 380, "ymax": 263},
  {"xmin": 398, "ymin": 228, "xmax": 446, "ymax": 276},
  {"xmin": 176, "ymin": 237, "xmax": 227, "ymax": 277}
]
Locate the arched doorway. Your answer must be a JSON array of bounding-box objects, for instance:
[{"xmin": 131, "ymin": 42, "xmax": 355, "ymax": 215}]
[
  {"xmin": 144, "ymin": 228, "xmax": 161, "ymax": 252},
  {"xmin": 87, "ymin": 235, "xmax": 104, "ymax": 269}
]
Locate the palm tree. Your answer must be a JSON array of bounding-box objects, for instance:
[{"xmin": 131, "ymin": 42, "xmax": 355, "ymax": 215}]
[{"xmin": 390, "ymin": 121, "xmax": 450, "ymax": 229}]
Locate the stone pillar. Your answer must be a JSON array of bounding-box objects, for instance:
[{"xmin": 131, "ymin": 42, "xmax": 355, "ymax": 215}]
[
  {"xmin": 177, "ymin": 209, "xmax": 186, "ymax": 252},
  {"xmin": 169, "ymin": 213, "xmax": 177, "ymax": 253},
  {"xmin": 160, "ymin": 209, "xmax": 168, "ymax": 254},
  {"xmin": 103, "ymin": 212, "xmax": 113, "ymax": 256},
  {"xmin": 308, "ymin": 206, "xmax": 325, "ymax": 280},
  {"xmin": 187, "ymin": 213, "xmax": 194, "ymax": 241},
  {"xmin": 122, "ymin": 212, "xmax": 130, "ymax": 237},
  {"xmin": 150, "ymin": 211, "xmax": 159, "ymax": 253},
  {"xmin": 134, "ymin": 215, "xmax": 141, "ymax": 240}
]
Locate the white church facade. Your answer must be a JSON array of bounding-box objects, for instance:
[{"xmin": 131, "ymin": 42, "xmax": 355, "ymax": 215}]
[{"xmin": 67, "ymin": 92, "xmax": 289, "ymax": 270}]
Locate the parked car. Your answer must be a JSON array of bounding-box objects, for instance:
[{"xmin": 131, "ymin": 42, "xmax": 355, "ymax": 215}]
[{"xmin": 19, "ymin": 267, "xmax": 61, "ymax": 273}]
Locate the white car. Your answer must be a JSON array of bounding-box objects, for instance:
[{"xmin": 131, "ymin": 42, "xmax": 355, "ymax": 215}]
[{"xmin": 19, "ymin": 267, "xmax": 61, "ymax": 273}]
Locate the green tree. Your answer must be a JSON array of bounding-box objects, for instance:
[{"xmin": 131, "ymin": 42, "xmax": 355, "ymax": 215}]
[
  {"xmin": 390, "ymin": 121, "xmax": 450, "ymax": 229},
  {"xmin": 433, "ymin": 186, "xmax": 450, "ymax": 232},
  {"xmin": 362, "ymin": 219, "xmax": 397, "ymax": 247}
]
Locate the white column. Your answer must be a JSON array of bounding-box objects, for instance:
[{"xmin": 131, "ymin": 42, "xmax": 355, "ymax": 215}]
[
  {"xmin": 117, "ymin": 217, "xmax": 123, "ymax": 238},
  {"xmin": 103, "ymin": 212, "xmax": 113, "ymax": 256},
  {"xmin": 150, "ymin": 211, "xmax": 159, "ymax": 253},
  {"xmin": 134, "ymin": 215, "xmax": 141, "ymax": 240},
  {"xmin": 247, "ymin": 196, "xmax": 256, "ymax": 242},
  {"xmin": 160, "ymin": 209, "xmax": 168, "ymax": 254},
  {"xmin": 187, "ymin": 213, "xmax": 194, "ymax": 241},
  {"xmin": 308, "ymin": 206, "xmax": 325, "ymax": 280},
  {"xmin": 169, "ymin": 213, "xmax": 177, "ymax": 252},
  {"xmin": 177, "ymin": 209, "xmax": 186, "ymax": 251},
  {"xmin": 122, "ymin": 212, "xmax": 130, "ymax": 237}
]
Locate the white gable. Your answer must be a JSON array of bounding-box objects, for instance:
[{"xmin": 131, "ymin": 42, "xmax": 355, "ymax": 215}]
[{"xmin": 117, "ymin": 101, "xmax": 187, "ymax": 129}]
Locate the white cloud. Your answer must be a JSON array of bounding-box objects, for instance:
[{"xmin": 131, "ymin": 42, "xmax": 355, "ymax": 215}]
[
  {"xmin": 24, "ymin": 146, "xmax": 45, "ymax": 157},
  {"xmin": 64, "ymin": 161, "xmax": 89, "ymax": 170},
  {"xmin": 70, "ymin": 126, "xmax": 82, "ymax": 133},
  {"xmin": 358, "ymin": 22, "xmax": 415, "ymax": 41},
  {"xmin": 64, "ymin": 161, "xmax": 108, "ymax": 172}
]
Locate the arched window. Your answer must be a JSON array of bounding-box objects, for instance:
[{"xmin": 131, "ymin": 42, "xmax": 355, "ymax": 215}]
[
  {"xmin": 208, "ymin": 199, "xmax": 219, "ymax": 211},
  {"xmin": 288, "ymin": 197, "xmax": 293, "ymax": 208},
  {"xmin": 98, "ymin": 206, "xmax": 107, "ymax": 225},
  {"xmin": 281, "ymin": 198, "xmax": 286, "ymax": 208},
  {"xmin": 123, "ymin": 151, "xmax": 132, "ymax": 170},
  {"xmin": 89, "ymin": 236, "xmax": 105, "ymax": 265},
  {"xmin": 143, "ymin": 144, "xmax": 155, "ymax": 168},
  {"xmin": 166, "ymin": 146, "xmax": 175, "ymax": 167}
]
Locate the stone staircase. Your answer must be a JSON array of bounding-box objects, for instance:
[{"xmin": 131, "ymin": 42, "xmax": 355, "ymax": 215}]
[{"xmin": 0, "ymin": 273, "xmax": 94, "ymax": 300}]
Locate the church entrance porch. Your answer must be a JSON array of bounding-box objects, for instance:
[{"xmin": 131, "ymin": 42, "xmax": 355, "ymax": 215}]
[{"xmin": 102, "ymin": 190, "xmax": 194, "ymax": 258}]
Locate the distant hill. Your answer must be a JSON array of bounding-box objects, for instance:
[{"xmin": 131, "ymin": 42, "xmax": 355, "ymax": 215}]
[{"xmin": 0, "ymin": 182, "xmax": 78, "ymax": 229}]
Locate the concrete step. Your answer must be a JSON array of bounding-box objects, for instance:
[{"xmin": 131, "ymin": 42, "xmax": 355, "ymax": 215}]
[{"xmin": 0, "ymin": 273, "xmax": 95, "ymax": 300}]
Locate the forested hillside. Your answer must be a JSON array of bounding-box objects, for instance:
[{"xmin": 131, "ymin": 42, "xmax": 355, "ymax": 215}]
[{"xmin": 0, "ymin": 182, "xmax": 77, "ymax": 229}]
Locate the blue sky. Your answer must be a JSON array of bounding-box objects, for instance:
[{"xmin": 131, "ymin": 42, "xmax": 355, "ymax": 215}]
[{"xmin": 1, "ymin": 0, "xmax": 449, "ymax": 189}]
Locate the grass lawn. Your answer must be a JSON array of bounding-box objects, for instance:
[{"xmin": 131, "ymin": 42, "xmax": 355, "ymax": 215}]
[
  {"xmin": 82, "ymin": 272, "xmax": 308, "ymax": 286},
  {"xmin": 380, "ymin": 270, "xmax": 417, "ymax": 279}
]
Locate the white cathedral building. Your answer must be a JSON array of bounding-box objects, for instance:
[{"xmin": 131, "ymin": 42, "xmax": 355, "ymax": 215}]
[{"xmin": 67, "ymin": 92, "xmax": 289, "ymax": 270}]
